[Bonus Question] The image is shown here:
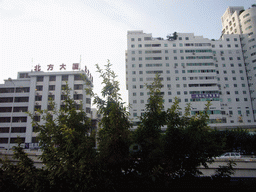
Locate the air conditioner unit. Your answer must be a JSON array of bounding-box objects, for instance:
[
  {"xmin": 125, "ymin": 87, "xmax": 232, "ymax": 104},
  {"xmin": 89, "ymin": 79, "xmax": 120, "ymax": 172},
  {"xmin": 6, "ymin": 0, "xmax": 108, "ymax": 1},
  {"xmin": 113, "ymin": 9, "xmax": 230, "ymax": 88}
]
[
  {"xmin": 74, "ymin": 91, "xmax": 78, "ymax": 94},
  {"xmin": 35, "ymin": 102, "xmax": 39, "ymax": 105},
  {"xmin": 36, "ymin": 93, "xmax": 39, "ymax": 96},
  {"xmin": 49, "ymin": 92, "xmax": 52, "ymax": 95}
]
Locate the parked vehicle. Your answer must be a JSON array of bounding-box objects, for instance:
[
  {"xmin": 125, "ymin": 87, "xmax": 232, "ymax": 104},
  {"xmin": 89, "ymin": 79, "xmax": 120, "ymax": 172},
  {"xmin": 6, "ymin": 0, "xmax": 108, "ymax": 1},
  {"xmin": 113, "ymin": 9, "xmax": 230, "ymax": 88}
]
[{"xmin": 216, "ymin": 152, "xmax": 241, "ymax": 159}]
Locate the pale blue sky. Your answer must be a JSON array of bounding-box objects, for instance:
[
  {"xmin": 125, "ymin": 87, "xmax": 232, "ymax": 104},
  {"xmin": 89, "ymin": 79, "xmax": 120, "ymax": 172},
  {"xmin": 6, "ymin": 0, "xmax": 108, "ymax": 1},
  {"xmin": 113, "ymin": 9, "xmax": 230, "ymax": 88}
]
[{"xmin": 0, "ymin": 0, "xmax": 254, "ymax": 104}]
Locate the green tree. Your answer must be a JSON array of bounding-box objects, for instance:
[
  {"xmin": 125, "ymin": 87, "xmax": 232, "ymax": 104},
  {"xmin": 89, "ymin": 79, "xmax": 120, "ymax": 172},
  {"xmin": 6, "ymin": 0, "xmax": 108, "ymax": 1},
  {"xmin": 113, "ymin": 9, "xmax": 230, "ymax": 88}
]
[
  {"xmin": 164, "ymin": 98, "xmax": 224, "ymax": 178},
  {"xmin": 91, "ymin": 60, "xmax": 132, "ymax": 186},
  {"xmin": 132, "ymin": 73, "xmax": 166, "ymax": 181},
  {"xmin": 30, "ymin": 86, "xmax": 97, "ymax": 191},
  {"xmin": 0, "ymin": 139, "xmax": 49, "ymax": 192}
]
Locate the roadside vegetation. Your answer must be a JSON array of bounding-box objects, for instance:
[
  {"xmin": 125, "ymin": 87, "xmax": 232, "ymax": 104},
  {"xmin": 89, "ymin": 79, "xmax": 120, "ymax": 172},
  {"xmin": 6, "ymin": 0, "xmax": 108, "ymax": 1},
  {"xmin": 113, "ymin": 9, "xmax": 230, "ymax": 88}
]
[{"xmin": 1, "ymin": 61, "xmax": 256, "ymax": 191}]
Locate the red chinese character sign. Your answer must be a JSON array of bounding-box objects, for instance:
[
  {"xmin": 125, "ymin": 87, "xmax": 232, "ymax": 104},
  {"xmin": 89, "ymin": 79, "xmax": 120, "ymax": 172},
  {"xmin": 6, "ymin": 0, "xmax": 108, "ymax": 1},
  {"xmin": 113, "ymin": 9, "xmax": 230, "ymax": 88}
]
[
  {"xmin": 34, "ymin": 64, "xmax": 41, "ymax": 71},
  {"xmin": 72, "ymin": 63, "xmax": 79, "ymax": 70},
  {"xmin": 60, "ymin": 63, "xmax": 66, "ymax": 70},
  {"xmin": 47, "ymin": 64, "xmax": 54, "ymax": 71},
  {"xmin": 32, "ymin": 63, "xmax": 93, "ymax": 83}
]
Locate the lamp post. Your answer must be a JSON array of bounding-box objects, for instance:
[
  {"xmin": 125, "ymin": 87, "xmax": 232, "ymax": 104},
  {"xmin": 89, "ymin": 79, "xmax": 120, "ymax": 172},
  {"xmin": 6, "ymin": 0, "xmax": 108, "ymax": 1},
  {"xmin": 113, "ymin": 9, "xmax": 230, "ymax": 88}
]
[{"xmin": 7, "ymin": 78, "xmax": 15, "ymax": 153}]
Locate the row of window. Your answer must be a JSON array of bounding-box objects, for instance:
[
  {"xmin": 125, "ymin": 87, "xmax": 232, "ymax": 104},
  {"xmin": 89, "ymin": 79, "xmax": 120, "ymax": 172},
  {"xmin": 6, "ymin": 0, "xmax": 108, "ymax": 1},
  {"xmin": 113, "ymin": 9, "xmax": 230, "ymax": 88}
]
[
  {"xmin": 0, "ymin": 107, "xmax": 28, "ymax": 113},
  {"xmin": 35, "ymin": 84, "xmax": 83, "ymax": 91},
  {"xmin": 0, "ymin": 97, "xmax": 29, "ymax": 103},
  {"xmin": 36, "ymin": 74, "xmax": 82, "ymax": 82},
  {"xmin": 131, "ymin": 43, "xmax": 213, "ymax": 48},
  {"xmin": 0, "ymin": 137, "xmax": 25, "ymax": 144},
  {"xmin": 35, "ymin": 95, "xmax": 91, "ymax": 103},
  {"xmin": 131, "ymin": 56, "xmax": 241, "ymax": 61},
  {"xmin": 131, "ymin": 36, "xmax": 191, "ymax": 42},
  {"xmin": 130, "ymin": 62, "xmax": 242, "ymax": 68},
  {"xmin": 0, "ymin": 117, "xmax": 27, "ymax": 123},
  {"xmin": 0, "ymin": 87, "xmax": 30, "ymax": 93},
  {"xmin": 0, "ymin": 127, "xmax": 26, "ymax": 133}
]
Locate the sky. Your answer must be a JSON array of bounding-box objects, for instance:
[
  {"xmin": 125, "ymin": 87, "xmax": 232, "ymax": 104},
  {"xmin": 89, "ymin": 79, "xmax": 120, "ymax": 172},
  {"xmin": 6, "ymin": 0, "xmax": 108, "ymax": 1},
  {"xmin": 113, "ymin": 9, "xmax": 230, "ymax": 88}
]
[{"xmin": 0, "ymin": 0, "xmax": 255, "ymax": 105}]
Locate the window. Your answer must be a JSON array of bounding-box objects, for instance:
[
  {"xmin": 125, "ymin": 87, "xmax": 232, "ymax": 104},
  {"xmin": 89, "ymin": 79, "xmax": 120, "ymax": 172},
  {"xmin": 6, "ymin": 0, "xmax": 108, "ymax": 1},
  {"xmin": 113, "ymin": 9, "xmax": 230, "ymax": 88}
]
[
  {"xmin": 131, "ymin": 44, "xmax": 135, "ymax": 48},
  {"xmin": 86, "ymin": 98, "xmax": 91, "ymax": 104},
  {"xmin": 74, "ymin": 84, "xmax": 83, "ymax": 90},
  {"xmin": 49, "ymin": 85, "xmax": 55, "ymax": 91},
  {"xmin": 131, "ymin": 38, "xmax": 135, "ymax": 41},
  {"xmin": 62, "ymin": 75, "xmax": 68, "ymax": 81},
  {"xmin": 138, "ymin": 38, "xmax": 141, "ymax": 41},
  {"xmin": 49, "ymin": 76, "xmax": 56, "ymax": 81},
  {"xmin": 11, "ymin": 127, "xmax": 26, "ymax": 133},
  {"xmin": 177, "ymin": 91, "xmax": 181, "ymax": 95},
  {"xmin": 37, "ymin": 76, "xmax": 44, "ymax": 82}
]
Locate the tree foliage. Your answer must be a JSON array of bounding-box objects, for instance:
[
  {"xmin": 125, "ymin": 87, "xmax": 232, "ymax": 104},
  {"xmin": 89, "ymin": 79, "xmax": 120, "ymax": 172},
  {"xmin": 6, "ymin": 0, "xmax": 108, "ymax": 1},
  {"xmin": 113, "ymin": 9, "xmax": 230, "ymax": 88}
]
[
  {"xmin": 1, "ymin": 64, "xmax": 255, "ymax": 191},
  {"xmin": 29, "ymin": 85, "xmax": 97, "ymax": 191},
  {"xmin": 164, "ymin": 98, "xmax": 224, "ymax": 178},
  {"xmin": 92, "ymin": 60, "xmax": 132, "ymax": 185}
]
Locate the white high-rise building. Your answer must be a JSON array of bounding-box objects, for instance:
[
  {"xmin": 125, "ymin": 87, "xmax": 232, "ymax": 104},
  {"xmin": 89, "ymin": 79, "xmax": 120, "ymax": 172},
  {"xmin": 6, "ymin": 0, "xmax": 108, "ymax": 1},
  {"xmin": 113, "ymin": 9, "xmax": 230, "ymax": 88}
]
[
  {"xmin": 0, "ymin": 70, "xmax": 93, "ymax": 150},
  {"xmin": 222, "ymin": 5, "xmax": 256, "ymax": 121},
  {"xmin": 126, "ymin": 5, "xmax": 256, "ymax": 131},
  {"xmin": 126, "ymin": 30, "xmax": 255, "ymax": 130}
]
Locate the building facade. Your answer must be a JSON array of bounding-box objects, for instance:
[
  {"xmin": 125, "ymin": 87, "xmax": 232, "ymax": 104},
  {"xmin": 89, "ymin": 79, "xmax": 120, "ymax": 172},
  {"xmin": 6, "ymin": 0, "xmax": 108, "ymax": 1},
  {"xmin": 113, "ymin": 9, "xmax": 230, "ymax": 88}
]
[
  {"xmin": 221, "ymin": 5, "xmax": 256, "ymax": 122},
  {"xmin": 126, "ymin": 5, "xmax": 256, "ymax": 131},
  {"xmin": 0, "ymin": 70, "xmax": 93, "ymax": 150},
  {"xmin": 126, "ymin": 31, "xmax": 255, "ymax": 130}
]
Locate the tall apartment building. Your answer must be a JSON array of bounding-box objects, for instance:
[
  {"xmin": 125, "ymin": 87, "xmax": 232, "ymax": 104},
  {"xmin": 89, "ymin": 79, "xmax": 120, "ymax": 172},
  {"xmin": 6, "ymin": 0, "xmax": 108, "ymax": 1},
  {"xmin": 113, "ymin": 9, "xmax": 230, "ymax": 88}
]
[
  {"xmin": 126, "ymin": 30, "xmax": 255, "ymax": 130},
  {"xmin": 0, "ymin": 70, "xmax": 93, "ymax": 150},
  {"xmin": 221, "ymin": 5, "xmax": 256, "ymax": 122},
  {"xmin": 126, "ymin": 5, "xmax": 256, "ymax": 131}
]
